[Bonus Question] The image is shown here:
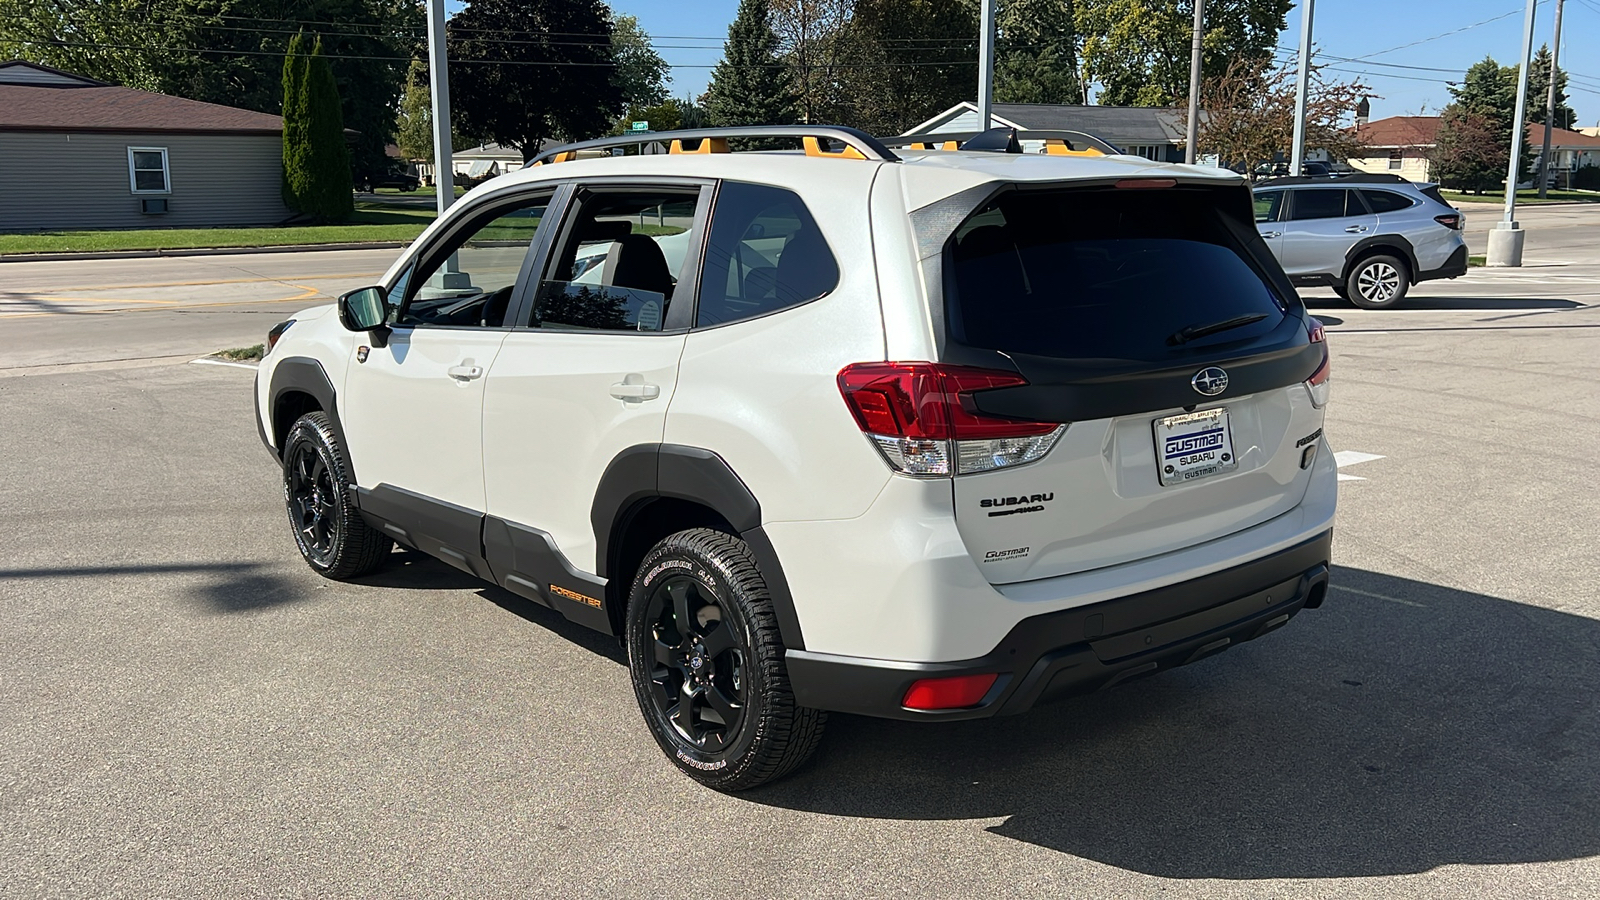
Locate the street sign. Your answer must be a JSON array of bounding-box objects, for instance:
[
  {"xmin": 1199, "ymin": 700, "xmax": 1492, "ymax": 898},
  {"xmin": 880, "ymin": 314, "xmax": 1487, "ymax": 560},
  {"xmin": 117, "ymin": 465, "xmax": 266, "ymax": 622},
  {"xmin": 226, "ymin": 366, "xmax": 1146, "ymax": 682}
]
[{"xmin": 629, "ymin": 121, "xmax": 649, "ymax": 133}]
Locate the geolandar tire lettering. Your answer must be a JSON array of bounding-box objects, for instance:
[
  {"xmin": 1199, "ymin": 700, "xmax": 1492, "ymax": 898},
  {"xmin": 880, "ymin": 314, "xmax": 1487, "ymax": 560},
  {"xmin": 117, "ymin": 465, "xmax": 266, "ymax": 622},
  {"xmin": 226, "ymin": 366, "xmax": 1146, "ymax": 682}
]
[
  {"xmin": 282, "ymin": 411, "xmax": 393, "ymax": 579},
  {"xmin": 625, "ymin": 528, "xmax": 825, "ymax": 792}
]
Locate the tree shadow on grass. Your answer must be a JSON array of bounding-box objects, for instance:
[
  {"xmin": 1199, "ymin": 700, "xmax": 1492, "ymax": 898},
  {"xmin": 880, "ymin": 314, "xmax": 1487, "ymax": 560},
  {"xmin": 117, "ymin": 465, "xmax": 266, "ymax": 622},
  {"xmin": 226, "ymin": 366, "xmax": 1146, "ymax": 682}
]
[{"xmin": 745, "ymin": 567, "xmax": 1600, "ymax": 880}]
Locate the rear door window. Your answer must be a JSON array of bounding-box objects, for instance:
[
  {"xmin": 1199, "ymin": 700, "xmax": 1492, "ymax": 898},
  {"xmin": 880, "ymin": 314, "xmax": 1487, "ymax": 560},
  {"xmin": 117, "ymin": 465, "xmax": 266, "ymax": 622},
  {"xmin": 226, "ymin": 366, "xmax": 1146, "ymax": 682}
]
[
  {"xmin": 947, "ymin": 186, "xmax": 1287, "ymax": 361},
  {"xmin": 1288, "ymin": 189, "xmax": 1354, "ymax": 220},
  {"xmin": 1253, "ymin": 191, "xmax": 1283, "ymax": 222},
  {"xmin": 1360, "ymin": 189, "xmax": 1416, "ymax": 213},
  {"xmin": 696, "ymin": 182, "xmax": 838, "ymax": 328}
]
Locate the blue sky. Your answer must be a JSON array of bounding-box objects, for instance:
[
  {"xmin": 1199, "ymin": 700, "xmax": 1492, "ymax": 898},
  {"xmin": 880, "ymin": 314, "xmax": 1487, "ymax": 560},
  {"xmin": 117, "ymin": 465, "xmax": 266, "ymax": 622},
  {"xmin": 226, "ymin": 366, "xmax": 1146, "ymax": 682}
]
[{"xmin": 609, "ymin": 0, "xmax": 1596, "ymax": 126}]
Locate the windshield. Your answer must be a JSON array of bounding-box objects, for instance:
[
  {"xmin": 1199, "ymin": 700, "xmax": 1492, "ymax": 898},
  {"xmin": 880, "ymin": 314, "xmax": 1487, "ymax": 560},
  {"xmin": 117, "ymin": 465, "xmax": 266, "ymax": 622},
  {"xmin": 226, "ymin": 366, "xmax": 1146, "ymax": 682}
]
[{"xmin": 947, "ymin": 187, "xmax": 1288, "ymax": 361}]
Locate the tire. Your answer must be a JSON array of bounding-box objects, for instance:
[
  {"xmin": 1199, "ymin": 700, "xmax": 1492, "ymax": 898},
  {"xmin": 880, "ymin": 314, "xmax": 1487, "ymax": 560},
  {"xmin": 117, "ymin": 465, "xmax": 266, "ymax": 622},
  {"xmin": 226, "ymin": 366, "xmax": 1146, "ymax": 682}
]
[
  {"xmin": 1331, "ymin": 284, "xmax": 1349, "ymax": 300},
  {"xmin": 282, "ymin": 412, "xmax": 392, "ymax": 579},
  {"xmin": 1346, "ymin": 254, "xmax": 1409, "ymax": 309},
  {"xmin": 625, "ymin": 528, "xmax": 826, "ymax": 791}
]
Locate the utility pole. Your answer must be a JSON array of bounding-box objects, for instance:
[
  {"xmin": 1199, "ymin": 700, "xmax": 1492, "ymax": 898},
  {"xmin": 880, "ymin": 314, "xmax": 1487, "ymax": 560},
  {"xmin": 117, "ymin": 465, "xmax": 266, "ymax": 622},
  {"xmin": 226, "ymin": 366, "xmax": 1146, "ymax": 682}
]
[
  {"xmin": 426, "ymin": 0, "xmax": 454, "ymax": 218},
  {"xmin": 1289, "ymin": 0, "xmax": 1314, "ymax": 174},
  {"xmin": 1538, "ymin": 0, "xmax": 1565, "ymax": 198},
  {"xmin": 425, "ymin": 0, "xmax": 467, "ymax": 288},
  {"xmin": 977, "ymin": 0, "xmax": 996, "ymax": 131},
  {"xmin": 1185, "ymin": 0, "xmax": 1205, "ymax": 164},
  {"xmin": 1488, "ymin": 0, "xmax": 1540, "ymax": 267}
]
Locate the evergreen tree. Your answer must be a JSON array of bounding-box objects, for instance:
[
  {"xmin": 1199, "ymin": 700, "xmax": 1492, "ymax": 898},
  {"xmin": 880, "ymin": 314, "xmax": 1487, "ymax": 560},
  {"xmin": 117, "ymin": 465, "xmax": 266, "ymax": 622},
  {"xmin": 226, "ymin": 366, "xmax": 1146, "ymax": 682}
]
[
  {"xmin": 705, "ymin": 0, "xmax": 799, "ymax": 128},
  {"xmin": 281, "ymin": 33, "xmax": 311, "ymax": 211},
  {"xmin": 1527, "ymin": 45, "xmax": 1575, "ymax": 130},
  {"xmin": 282, "ymin": 35, "xmax": 354, "ymax": 221},
  {"xmin": 834, "ymin": 0, "xmax": 978, "ymax": 135},
  {"xmin": 996, "ymin": 0, "xmax": 1082, "ymax": 105}
]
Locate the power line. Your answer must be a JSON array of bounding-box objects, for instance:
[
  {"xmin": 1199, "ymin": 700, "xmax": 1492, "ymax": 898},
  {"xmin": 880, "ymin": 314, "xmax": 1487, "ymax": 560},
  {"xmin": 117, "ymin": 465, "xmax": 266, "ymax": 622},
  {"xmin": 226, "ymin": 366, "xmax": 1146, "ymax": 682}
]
[{"xmin": 1342, "ymin": 9, "xmax": 1522, "ymax": 61}]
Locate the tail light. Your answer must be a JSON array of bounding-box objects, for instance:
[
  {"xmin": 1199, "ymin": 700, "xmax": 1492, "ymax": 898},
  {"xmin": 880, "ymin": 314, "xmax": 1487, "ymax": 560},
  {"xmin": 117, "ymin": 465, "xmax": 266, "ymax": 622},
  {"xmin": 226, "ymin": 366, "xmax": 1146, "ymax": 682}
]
[
  {"xmin": 903, "ymin": 673, "xmax": 999, "ymax": 710},
  {"xmin": 1306, "ymin": 320, "xmax": 1330, "ymax": 408},
  {"xmin": 837, "ymin": 362, "xmax": 1067, "ymax": 477},
  {"xmin": 1434, "ymin": 213, "xmax": 1462, "ymax": 230}
]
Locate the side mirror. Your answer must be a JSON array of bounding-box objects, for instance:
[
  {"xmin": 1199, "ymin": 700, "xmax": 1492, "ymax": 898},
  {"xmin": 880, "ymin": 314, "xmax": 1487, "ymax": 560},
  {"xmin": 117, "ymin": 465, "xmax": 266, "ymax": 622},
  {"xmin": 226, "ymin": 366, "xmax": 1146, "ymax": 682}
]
[{"xmin": 337, "ymin": 286, "xmax": 388, "ymax": 332}]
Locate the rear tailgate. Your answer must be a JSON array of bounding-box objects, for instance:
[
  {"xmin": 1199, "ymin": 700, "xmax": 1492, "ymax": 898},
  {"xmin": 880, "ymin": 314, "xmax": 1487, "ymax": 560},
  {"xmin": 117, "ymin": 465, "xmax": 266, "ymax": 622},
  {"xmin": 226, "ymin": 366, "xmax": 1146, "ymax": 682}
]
[{"xmin": 939, "ymin": 181, "xmax": 1327, "ymax": 583}]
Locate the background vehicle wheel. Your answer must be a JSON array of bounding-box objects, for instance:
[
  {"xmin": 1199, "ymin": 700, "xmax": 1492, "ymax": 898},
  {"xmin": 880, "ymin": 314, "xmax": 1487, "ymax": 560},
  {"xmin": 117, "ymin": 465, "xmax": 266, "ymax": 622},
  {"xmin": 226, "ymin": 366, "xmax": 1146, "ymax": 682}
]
[
  {"xmin": 1331, "ymin": 285, "xmax": 1349, "ymax": 300},
  {"xmin": 282, "ymin": 412, "xmax": 392, "ymax": 579},
  {"xmin": 626, "ymin": 528, "xmax": 825, "ymax": 791},
  {"xmin": 1346, "ymin": 255, "xmax": 1409, "ymax": 309}
]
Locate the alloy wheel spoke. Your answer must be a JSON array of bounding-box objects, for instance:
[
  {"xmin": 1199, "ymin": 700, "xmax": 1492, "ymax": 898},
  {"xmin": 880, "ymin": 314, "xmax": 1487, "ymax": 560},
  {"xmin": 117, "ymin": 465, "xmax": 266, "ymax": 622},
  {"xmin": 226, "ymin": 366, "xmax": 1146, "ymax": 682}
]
[
  {"xmin": 705, "ymin": 683, "xmax": 740, "ymax": 724},
  {"xmin": 653, "ymin": 638, "xmax": 677, "ymax": 668},
  {"xmin": 700, "ymin": 622, "xmax": 735, "ymax": 659},
  {"xmin": 673, "ymin": 683, "xmax": 699, "ymax": 738},
  {"xmin": 667, "ymin": 582, "xmax": 693, "ymax": 644}
]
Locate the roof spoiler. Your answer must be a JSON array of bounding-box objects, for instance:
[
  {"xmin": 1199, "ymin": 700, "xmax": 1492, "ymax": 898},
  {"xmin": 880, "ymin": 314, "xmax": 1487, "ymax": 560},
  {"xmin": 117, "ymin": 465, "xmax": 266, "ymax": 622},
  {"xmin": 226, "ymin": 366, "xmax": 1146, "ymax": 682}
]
[
  {"xmin": 527, "ymin": 125, "xmax": 900, "ymax": 166},
  {"xmin": 884, "ymin": 127, "xmax": 1124, "ymax": 156}
]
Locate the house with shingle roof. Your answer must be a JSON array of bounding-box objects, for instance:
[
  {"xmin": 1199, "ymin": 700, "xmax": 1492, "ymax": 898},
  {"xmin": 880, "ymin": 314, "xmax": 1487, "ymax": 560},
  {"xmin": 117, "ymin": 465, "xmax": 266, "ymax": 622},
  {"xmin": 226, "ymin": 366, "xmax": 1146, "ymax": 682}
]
[
  {"xmin": 1349, "ymin": 114, "xmax": 1600, "ymax": 188},
  {"xmin": 0, "ymin": 60, "xmax": 294, "ymax": 231},
  {"xmin": 905, "ymin": 101, "xmax": 1196, "ymax": 162}
]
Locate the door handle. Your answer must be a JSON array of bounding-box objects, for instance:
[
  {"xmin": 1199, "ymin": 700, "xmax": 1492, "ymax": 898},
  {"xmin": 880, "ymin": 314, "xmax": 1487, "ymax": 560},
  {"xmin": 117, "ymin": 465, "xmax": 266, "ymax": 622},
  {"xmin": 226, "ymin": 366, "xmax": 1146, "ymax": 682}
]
[
  {"xmin": 1344, "ymin": 225, "xmax": 1368, "ymax": 233},
  {"xmin": 447, "ymin": 365, "xmax": 483, "ymax": 381},
  {"xmin": 610, "ymin": 381, "xmax": 661, "ymax": 401},
  {"xmin": 1259, "ymin": 231, "xmax": 1282, "ymax": 239}
]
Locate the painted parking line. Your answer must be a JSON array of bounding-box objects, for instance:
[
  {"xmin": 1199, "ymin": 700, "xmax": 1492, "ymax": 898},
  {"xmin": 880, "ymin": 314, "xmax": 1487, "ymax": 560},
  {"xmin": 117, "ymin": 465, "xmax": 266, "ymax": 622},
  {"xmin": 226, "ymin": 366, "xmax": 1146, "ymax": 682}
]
[
  {"xmin": 189, "ymin": 358, "xmax": 259, "ymax": 371},
  {"xmin": 1334, "ymin": 449, "xmax": 1385, "ymax": 482}
]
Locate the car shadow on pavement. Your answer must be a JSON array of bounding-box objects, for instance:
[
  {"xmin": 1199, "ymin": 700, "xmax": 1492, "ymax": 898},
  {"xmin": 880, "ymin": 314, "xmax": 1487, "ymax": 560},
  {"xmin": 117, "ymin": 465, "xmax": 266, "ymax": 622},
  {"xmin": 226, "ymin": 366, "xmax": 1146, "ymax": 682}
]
[
  {"xmin": 0, "ymin": 561, "xmax": 302, "ymax": 615},
  {"xmin": 1303, "ymin": 296, "xmax": 1583, "ymax": 311},
  {"xmin": 351, "ymin": 549, "xmax": 627, "ymax": 664},
  {"xmin": 747, "ymin": 566, "xmax": 1600, "ymax": 880}
]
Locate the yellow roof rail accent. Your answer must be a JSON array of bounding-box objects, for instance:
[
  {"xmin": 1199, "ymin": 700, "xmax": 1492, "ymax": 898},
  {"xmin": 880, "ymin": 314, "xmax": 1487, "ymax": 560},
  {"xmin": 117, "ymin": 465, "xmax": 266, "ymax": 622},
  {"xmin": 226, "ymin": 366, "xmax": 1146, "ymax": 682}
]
[
  {"xmin": 803, "ymin": 136, "xmax": 867, "ymax": 159},
  {"xmin": 906, "ymin": 141, "xmax": 960, "ymax": 151},
  {"xmin": 1043, "ymin": 140, "xmax": 1103, "ymax": 157},
  {"xmin": 669, "ymin": 137, "xmax": 730, "ymax": 154}
]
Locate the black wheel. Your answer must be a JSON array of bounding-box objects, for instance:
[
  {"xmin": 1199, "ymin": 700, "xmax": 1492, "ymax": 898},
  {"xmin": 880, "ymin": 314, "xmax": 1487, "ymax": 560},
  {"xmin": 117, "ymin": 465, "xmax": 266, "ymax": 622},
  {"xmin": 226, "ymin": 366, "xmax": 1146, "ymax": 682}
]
[
  {"xmin": 1346, "ymin": 254, "xmax": 1409, "ymax": 309},
  {"xmin": 626, "ymin": 528, "xmax": 825, "ymax": 791},
  {"xmin": 282, "ymin": 412, "xmax": 392, "ymax": 579}
]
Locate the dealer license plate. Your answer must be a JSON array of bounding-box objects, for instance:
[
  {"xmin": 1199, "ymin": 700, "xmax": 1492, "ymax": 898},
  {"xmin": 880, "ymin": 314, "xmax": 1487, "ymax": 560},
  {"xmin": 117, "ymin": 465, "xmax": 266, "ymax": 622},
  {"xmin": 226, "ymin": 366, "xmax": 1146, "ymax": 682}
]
[{"xmin": 1154, "ymin": 407, "xmax": 1237, "ymax": 486}]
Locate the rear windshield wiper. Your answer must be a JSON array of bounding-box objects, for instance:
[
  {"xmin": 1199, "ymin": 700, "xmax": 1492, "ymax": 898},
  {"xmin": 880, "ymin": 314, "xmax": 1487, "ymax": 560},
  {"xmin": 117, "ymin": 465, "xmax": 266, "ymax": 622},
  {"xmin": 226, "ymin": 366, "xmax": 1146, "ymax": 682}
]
[{"xmin": 1167, "ymin": 313, "xmax": 1269, "ymax": 346}]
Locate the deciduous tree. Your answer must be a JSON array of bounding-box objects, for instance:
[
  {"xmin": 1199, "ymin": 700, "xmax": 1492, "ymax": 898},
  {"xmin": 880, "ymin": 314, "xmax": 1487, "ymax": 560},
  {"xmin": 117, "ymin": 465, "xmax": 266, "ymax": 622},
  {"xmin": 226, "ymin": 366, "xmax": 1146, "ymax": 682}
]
[
  {"xmin": 1077, "ymin": 0, "xmax": 1290, "ymax": 107},
  {"xmin": 1194, "ymin": 55, "xmax": 1368, "ymax": 176},
  {"xmin": 447, "ymin": 0, "xmax": 622, "ymax": 162},
  {"xmin": 1430, "ymin": 107, "xmax": 1507, "ymax": 193},
  {"xmin": 833, "ymin": 0, "xmax": 977, "ymax": 136},
  {"xmin": 612, "ymin": 13, "xmax": 671, "ymax": 109}
]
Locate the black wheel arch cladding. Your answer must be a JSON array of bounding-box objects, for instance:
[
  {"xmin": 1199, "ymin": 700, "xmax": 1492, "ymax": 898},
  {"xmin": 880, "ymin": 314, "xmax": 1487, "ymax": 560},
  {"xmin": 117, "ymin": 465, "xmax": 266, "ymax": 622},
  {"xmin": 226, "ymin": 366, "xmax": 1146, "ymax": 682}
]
[
  {"xmin": 592, "ymin": 444, "xmax": 806, "ymax": 650},
  {"xmin": 268, "ymin": 357, "xmax": 357, "ymax": 480}
]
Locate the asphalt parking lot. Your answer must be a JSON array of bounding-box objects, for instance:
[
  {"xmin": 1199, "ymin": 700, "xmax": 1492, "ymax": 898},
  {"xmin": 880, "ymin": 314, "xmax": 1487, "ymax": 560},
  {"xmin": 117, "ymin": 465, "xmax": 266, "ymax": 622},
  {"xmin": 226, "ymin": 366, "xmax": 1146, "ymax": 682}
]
[{"xmin": 2, "ymin": 204, "xmax": 1597, "ymax": 898}]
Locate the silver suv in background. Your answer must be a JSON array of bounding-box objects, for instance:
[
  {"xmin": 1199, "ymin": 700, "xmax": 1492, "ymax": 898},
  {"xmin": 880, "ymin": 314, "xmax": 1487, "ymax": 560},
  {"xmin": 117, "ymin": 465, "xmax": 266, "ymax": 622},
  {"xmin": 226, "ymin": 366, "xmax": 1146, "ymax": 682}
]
[{"xmin": 1253, "ymin": 174, "xmax": 1468, "ymax": 309}]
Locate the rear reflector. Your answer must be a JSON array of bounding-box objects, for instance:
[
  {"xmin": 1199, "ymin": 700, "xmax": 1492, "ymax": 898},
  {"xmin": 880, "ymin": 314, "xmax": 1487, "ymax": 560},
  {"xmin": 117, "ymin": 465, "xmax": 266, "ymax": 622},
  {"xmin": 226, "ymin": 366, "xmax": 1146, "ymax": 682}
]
[
  {"xmin": 839, "ymin": 363, "xmax": 1066, "ymax": 476},
  {"xmin": 1306, "ymin": 320, "xmax": 1330, "ymax": 407},
  {"xmin": 903, "ymin": 673, "xmax": 999, "ymax": 710}
]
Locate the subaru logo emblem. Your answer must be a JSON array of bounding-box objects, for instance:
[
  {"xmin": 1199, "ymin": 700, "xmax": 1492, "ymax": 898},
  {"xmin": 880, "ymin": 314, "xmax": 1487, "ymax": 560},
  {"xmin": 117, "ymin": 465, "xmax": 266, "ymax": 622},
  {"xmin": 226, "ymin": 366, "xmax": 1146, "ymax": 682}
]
[{"xmin": 1191, "ymin": 367, "xmax": 1229, "ymax": 396}]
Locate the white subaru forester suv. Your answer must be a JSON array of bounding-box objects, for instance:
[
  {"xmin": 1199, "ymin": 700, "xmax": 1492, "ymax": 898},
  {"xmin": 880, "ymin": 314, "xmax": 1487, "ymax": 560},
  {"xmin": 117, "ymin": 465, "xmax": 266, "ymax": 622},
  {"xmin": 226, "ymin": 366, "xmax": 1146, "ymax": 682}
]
[{"xmin": 254, "ymin": 126, "xmax": 1336, "ymax": 791}]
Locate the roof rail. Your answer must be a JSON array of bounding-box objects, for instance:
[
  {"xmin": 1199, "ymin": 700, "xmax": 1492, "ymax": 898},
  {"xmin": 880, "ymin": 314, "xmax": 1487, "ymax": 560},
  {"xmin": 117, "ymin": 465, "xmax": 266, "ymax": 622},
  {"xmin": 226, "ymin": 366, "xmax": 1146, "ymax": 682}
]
[
  {"xmin": 527, "ymin": 125, "xmax": 900, "ymax": 166},
  {"xmin": 885, "ymin": 127, "xmax": 1124, "ymax": 156},
  {"xmin": 1255, "ymin": 172, "xmax": 1411, "ymax": 187}
]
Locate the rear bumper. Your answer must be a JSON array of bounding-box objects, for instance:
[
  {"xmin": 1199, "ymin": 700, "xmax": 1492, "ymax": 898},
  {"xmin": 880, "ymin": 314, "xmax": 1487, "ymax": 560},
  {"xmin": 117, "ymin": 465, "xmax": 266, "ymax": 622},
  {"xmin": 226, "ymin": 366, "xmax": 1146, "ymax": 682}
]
[
  {"xmin": 786, "ymin": 530, "xmax": 1332, "ymax": 721},
  {"xmin": 1418, "ymin": 244, "xmax": 1469, "ymax": 282}
]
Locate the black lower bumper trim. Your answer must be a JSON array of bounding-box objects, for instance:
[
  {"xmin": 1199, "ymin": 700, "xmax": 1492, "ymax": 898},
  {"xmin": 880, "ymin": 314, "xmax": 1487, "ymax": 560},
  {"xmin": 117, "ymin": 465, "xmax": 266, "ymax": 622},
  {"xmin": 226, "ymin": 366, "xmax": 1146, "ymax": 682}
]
[
  {"xmin": 1419, "ymin": 244, "xmax": 1469, "ymax": 282},
  {"xmin": 786, "ymin": 530, "xmax": 1332, "ymax": 721}
]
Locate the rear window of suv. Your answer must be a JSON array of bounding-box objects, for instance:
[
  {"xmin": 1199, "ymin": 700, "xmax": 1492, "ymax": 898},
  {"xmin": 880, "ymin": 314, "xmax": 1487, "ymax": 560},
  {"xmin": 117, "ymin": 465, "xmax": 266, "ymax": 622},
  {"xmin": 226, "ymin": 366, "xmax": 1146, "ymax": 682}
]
[{"xmin": 947, "ymin": 187, "xmax": 1288, "ymax": 361}]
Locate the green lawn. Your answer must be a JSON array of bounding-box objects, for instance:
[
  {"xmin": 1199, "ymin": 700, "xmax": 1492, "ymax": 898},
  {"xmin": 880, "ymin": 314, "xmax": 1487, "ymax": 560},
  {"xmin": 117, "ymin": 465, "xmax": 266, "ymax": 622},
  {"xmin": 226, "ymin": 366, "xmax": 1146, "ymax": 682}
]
[
  {"xmin": 1469, "ymin": 255, "xmax": 1486, "ymax": 267},
  {"xmin": 1440, "ymin": 189, "xmax": 1600, "ymax": 205},
  {"xmin": 0, "ymin": 203, "xmax": 436, "ymax": 255}
]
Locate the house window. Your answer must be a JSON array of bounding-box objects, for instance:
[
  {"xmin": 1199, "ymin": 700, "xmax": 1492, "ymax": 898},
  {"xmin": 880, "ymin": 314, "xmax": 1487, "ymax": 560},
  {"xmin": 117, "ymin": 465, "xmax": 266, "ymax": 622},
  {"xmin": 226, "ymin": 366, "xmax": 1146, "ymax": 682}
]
[
  {"xmin": 1387, "ymin": 149, "xmax": 1403, "ymax": 170},
  {"xmin": 1124, "ymin": 144, "xmax": 1163, "ymax": 161},
  {"xmin": 128, "ymin": 147, "xmax": 170, "ymax": 193}
]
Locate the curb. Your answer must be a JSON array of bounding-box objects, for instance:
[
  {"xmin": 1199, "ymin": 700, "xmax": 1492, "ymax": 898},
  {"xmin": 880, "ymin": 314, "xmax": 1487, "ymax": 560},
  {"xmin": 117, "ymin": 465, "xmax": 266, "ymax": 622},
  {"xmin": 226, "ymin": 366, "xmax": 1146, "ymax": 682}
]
[{"xmin": 0, "ymin": 241, "xmax": 408, "ymax": 264}]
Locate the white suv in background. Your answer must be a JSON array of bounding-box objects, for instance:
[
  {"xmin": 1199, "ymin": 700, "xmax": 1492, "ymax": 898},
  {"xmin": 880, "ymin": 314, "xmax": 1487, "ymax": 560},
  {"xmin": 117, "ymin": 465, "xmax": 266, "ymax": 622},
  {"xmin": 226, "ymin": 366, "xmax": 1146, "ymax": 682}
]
[{"xmin": 255, "ymin": 126, "xmax": 1337, "ymax": 791}]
